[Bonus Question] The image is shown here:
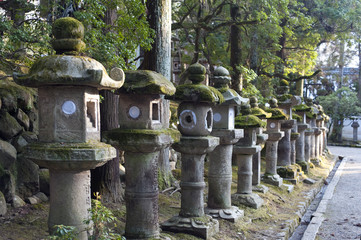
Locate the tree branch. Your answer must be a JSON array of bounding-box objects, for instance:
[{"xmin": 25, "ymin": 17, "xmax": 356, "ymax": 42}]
[{"xmin": 260, "ymin": 70, "xmax": 322, "ymax": 82}]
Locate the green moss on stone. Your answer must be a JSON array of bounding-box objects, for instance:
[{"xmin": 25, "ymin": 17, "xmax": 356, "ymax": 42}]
[
  {"xmin": 296, "ymin": 161, "xmax": 309, "ymax": 172},
  {"xmin": 250, "ymin": 107, "xmax": 272, "ymax": 119},
  {"xmin": 291, "ymin": 132, "xmax": 300, "ymax": 140},
  {"xmin": 104, "ymin": 128, "xmax": 181, "ymax": 147},
  {"xmin": 117, "ymin": 70, "xmax": 176, "ymax": 96},
  {"xmin": 52, "ymin": 17, "xmax": 84, "ymax": 39},
  {"xmin": 280, "ymin": 79, "xmax": 289, "ymax": 86},
  {"xmin": 292, "ymin": 113, "xmax": 302, "ymax": 122},
  {"xmin": 235, "ymin": 115, "xmax": 266, "ymax": 129},
  {"xmin": 217, "ymin": 86, "xmax": 238, "ymax": 97},
  {"xmin": 174, "ymin": 84, "xmax": 224, "ymax": 103},
  {"xmin": 265, "ymin": 108, "xmax": 288, "ymax": 120},
  {"xmin": 293, "ymin": 104, "xmax": 311, "ymax": 112},
  {"xmin": 0, "ymin": 79, "xmax": 36, "ymax": 112},
  {"xmin": 306, "ymin": 111, "xmax": 317, "ymax": 119},
  {"xmin": 277, "ymin": 166, "xmax": 297, "ymax": 179},
  {"xmin": 278, "ymin": 94, "xmax": 293, "ymax": 102}
]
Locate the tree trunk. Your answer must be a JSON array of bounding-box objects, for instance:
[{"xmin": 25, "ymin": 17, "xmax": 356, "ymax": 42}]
[
  {"xmin": 230, "ymin": 3, "xmax": 242, "ymax": 93},
  {"xmin": 143, "ymin": 0, "xmax": 174, "ymax": 190},
  {"xmin": 249, "ymin": 29, "xmax": 259, "ymax": 73},
  {"xmin": 90, "ymin": 7, "xmax": 123, "ymax": 203},
  {"xmin": 295, "ymin": 78, "xmax": 304, "ymax": 96},
  {"xmin": 91, "ymin": 90, "xmax": 123, "ymax": 203},
  {"xmin": 275, "ymin": 19, "xmax": 287, "ymax": 77},
  {"xmin": 357, "ymin": 42, "xmax": 361, "ymax": 101},
  {"xmin": 143, "ymin": 0, "xmax": 172, "ymax": 80}
]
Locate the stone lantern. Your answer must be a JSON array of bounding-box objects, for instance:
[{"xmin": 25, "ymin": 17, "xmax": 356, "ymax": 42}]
[
  {"xmin": 205, "ymin": 66, "xmax": 246, "ymax": 222},
  {"xmin": 305, "ymin": 99, "xmax": 321, "ymax": 165},
  {"xmin": 276, "ymin": 80, "xmax": 302, "ymax": 183},
  {"xmin": 102, "ymin": 70, "xmax": 179, "ymax": 239},
  {"xmin": 293, "ymin": 103, "xmax": 311, "ymax": 172},
  {"xmin": 231, "ymin": 105, "xmax": 266, "ymax": 209},
  {"xmin": 13, "ymin": 17, "xmax": 123, "ymax": 239},
  {"xmin": 249, "ymin": 96, "xmax": 270, "ymax": 193},
  {"xmin": 263, "ymin": 98, "xmax": 287, "ymax": 187},
  {"xmin": 162, "ymin": 63, "xmax": 221, "ymax": 239},
  {"xmin": 322, "ymin": 115, "xmax": 330, "ymax": 153}
]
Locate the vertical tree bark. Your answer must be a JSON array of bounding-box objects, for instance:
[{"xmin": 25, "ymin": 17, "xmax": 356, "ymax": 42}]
[
  {"xmin": 143, "ymin": 0, "xmax": 174, "ymax": 190},
  {"xmin": 356, "ymin": 41, "xmax": 361, "ymax": 101},
  {"xmin": 143, "ymin": 0, "xmax": 172, "ymax": 80},
  {"xmin": 338, "ymin": 40, "xmax": 345, "ymax": 88},
  {"xmin": 249, "ymin": 30, "xmax": 259, "ymax": 73},
  {"xmin": 91, "ymin": 7, "xmax": 123, "ymax": 203},
  {"xmin": 275, "ymin": 19, "xmax": 287, "ymax": 77},
  {"xmin": 230, "ymin": 3, "xmax": 242, "ymax": 93},
  {"xmin": 91, "ymin": 90, "xmax": 123, "ymax": 203}
]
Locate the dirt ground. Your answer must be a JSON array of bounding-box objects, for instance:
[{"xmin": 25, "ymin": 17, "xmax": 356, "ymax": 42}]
[{"xmin": 0, "ymin": 152, "xmax": 336, "ymax": 240}]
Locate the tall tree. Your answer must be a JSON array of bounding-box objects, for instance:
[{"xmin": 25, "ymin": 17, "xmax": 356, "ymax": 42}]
[
  {"xmin": 90, "ymin": 5, "xmax": 122, "ymax": 203},
  {"xmin": 143, "ymin": 0, "xmax": 174, "ymax": 190}
]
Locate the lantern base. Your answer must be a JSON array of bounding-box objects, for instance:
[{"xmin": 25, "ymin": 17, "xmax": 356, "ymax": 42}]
[
  {"xmin": 262, "ymin": 174, "xmax": 283, "ymax": 187},
  {"xmin": 252, "ymin": 184, "xmax": 269, "ymax": 193},
  {"xmin": 205, "ymin": 206, "xmax": 244, "ymax": 223},
  {"xmin": 231, "ymin": 193, "xmax": 264, "ymax": 209},
  {"xmin": 161, "ymin": 215, "xmax": 219, "ymax": 239}
]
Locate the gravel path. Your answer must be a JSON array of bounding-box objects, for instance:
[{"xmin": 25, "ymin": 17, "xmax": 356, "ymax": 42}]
[{"xmin": 316, "ymin": 146, "xmax": 361, "ymax": 240}]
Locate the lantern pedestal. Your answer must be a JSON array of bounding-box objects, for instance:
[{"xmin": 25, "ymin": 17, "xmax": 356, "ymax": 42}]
[
  {"xmin": 162, "ymin": 136, "xmax": 219, "ymax": 239},
  {"xmin": 205, "ymin": 129, "xmax": 244, "ymax": 222},
  {"xmin": 25, "ymin": 142, "xmax": 116, "ymax": 239}
]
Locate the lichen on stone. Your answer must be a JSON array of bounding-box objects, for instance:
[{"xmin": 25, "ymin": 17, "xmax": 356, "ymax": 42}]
[
  {"xmin": 250, "ymin": 107, "xmax": 272, "ymax": 119},
  {"xmin": 306, "ymin": 109, "xmax": 317, "ymax": 119},
  {"xmin": 103, "ymin": 128, "xmax": 181, "ymax": 147},
  {"xmin": 293, "ymin": 104, "xmax": 311, "ymax": 112},
  {"xmin": 291, "ymin": 132, "xmax": 300, "ymax": 140},
  {"xmin": 265, "ymin": 108, "xmax": 288, "ymax": 120},
  {"xmin": 13, "ymin": 55, "xmax": 122, "ymax": 89},
  {"xmin": 292, "ymin": 113, "xmax": 302, "ymax": 122},
  {"xmin": 235, "ymin": 115, "xmax": 266, "ymax": 129},
  {"xmin": 277, "ymin": 94, "xmax": 293, "ymax": 102},
  {"xmin": 280, "ymin": 79, "xmax": 289, "ymax": 86},
  {"xmin": 116, "ymin": 70, "xmax": 176, "ymax": 96},
  {"xmin": 173, "ymin": 84, "xmax": 224, "ymax": 104}
]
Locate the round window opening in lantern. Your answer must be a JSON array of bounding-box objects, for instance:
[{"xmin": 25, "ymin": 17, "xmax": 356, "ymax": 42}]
[
  {"xmin": 128, "ymin": 105, "xmax": 141, "ymax": 119},
  {"xmin": 179, "ymin": 110, "xmax": 197, "ymax": 129},
  {"xmin": 213, "ymin": 112, "xmax": 222, "ymax": 123},
  {"xmin": 62, "ymin": 100, "xmax": 76, "ymax": 115}
]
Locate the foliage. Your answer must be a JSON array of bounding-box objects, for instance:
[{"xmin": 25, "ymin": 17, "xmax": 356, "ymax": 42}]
[
  {"xmin": 318, "ymin": 87, "xmax": 361, "ymax": 142},
  {"xmin": 0, "ymin": 2, "xmax": 52, "ymax": 69},
  {"xmin": 73, "ymin": 0, "xmax": 154, "ymax": 70},
  {"xmin": 0, "ymin": 0, "xmax": 154, "ymax": 72},
  {"xmin": 237, "ymin": 66, "xmax": 265, "ymax": 104},
  {"xmin": 48, "ymin": 225, "xmax": 77, "ymax": 240},
  {"xmin": 317, "ymin": 87, "xmax": 361, "ymax": 122},
  {"xmin": 85, "ymin": 193, "xmax": 124, "ymax": 240},
  {"xmin": 49, "ymin": 193, "xmax": 124, "ymax": 240}
]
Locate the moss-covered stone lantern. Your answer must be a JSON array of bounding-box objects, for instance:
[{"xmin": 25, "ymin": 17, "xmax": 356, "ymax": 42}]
[
  {"xmin": 205, "ymin": 66, "xmax": 246, "ymax": 222},
  {"xmin": 13, "ymin": 17, "xmax": 123, "ymax": 239},
  {"xmin": 316, "ymin": 105, "xmax": 327, "ymax": 157},
  {"xmin": 293, "ymin": 103, "xmax": 311, "ymax": 172},
  {"xmin": 102, "ymin": 70, "xmax": 180, "ymax": 239},
  {"xmin": 305, "ymin": 99, "xmax": 321, "ymax": 165},
  {"xmin": 276, "ymin": 80, "xmax": 302, "ymax": 183},
  {"xmin": 231, "ymin": 105, "xmax": 266, "ymax": 209},
  {"xmin": 263, "ymin": 98, "xmax": 287, "ymax": 187},
  {"xmin": 249, "ymin": 96, "xmax": 270, "ymax": 193},
  {"xmin": 162, "ymin": 63, "xmax": 221, "ymax": 239}
]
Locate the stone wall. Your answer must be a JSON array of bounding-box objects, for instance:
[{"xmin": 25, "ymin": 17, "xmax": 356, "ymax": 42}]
[{"xmin": 0, "ymin": 78, "xmax": 40, "ymax": 209}]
